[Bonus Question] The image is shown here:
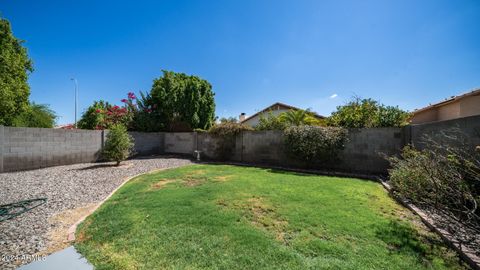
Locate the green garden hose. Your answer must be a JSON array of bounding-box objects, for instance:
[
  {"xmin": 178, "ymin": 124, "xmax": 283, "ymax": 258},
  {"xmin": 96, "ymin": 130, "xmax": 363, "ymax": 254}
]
[{"xmin": 0, "ymin": 198, "xmax": 47, "ymax": 222}]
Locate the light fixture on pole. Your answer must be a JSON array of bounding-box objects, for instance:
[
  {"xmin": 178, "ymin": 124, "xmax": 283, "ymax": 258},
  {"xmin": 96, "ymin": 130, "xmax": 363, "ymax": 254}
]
[{"xmin": 70, "ymin": 78, "xmax": 78, "ymax": 128}]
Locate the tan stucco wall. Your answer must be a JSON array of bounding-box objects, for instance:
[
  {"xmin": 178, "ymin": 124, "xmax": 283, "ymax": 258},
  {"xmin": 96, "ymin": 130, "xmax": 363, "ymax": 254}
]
[
  {"xmin": 437, "ymin": 101, "xmax": 460, "ymax": 121},
  {"xmin": 411, "ymin": 94, "xmax": 480, "ymax": 124},
  {"xmin": 410, "ymin": 109, "xmax": 438, "ymax": 124},
  {"xmin": 242, "ymin": 109, "xmax": 290, "ymax": 127},
  {"xmin": 460, "ymin": 95, "xmax": 480, "ymax": 117}
]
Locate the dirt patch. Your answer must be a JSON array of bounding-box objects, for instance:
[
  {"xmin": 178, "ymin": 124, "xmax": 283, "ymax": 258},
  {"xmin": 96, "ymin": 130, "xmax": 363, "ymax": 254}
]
[
  {"xmin": 75, "ymin": 219, "xmax": 92, "ymax": 243},
  {"xmin": 151, "ymin": 179, "xmax": 176, "ymax": 190},
  {"xmin": 183, "ymin": 177, "xmax": 206, "ymax": 187},
  {"xmin": 218, "ymin": 196, "xmax": 291, "ymax": 244},
  {"xmin": 42, "ymin": 203, "xmax": 97, "ymax": 255}
]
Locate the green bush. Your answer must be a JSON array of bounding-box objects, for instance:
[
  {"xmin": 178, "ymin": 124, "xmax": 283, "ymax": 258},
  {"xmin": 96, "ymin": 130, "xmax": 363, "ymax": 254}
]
[
  {"xmin": 283, "ymin": 126, "xmax": 348, "ymax": 165},
  {"xmin": 256, "ymin": 112, "xmax": 287, "ymax": 131},
  {"xmin": 208, "ymin": 122, "xmax": 253, "ymax": 160},
  {"xmin": 208, "ymin": 122, "xmax": 253, "ymax": 137},
  {"xmin": 388, "ymin": 130, "xmax": 479, "ymax": 243},
  {"xmin": 327, "ymin": 97, "xmax": 410, "ymax": 128},
  {"xmin": 103, "ymin": 124, "xmax": 134, "ymax": 166}
]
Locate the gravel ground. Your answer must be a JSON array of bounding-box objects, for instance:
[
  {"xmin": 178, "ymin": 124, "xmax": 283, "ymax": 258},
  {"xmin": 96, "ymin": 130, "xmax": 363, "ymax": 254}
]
[{"xmin": 0, "ymin": 156, "xmax": 192, "ymax": 269}]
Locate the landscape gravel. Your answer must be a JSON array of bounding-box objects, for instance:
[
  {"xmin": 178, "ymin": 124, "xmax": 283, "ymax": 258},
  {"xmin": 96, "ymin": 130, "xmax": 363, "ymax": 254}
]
[{"xmin": 0, "ymin": 156, "xmax": 192, "ymax": 269}]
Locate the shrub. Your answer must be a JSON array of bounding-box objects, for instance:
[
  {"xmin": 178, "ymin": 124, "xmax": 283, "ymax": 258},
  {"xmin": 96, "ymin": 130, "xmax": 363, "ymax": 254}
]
[
  {"xmin": 103, "ymin": 124, "xmax": 134, "ymax": 166},
  {"xmin": 77, "ymin": 100, "xmax": 111, "ymax": 129},
  {"xmin": 208, "ymin": 122, "xmax": 253, "ymax": 160},
  {"xmin": 327, "ymin": 96, "xmax": 410, "ymax": 128},
  {"xmin": 388, "ymin": 129, "xmax": 479, "ymax": 245},
  {"xmin": 256, "ymin": 111, "xmax": 287, "ymax": 131},
  {"xmin": 283, "ymin": 126, "xmax": 348, "ymax": 165}
]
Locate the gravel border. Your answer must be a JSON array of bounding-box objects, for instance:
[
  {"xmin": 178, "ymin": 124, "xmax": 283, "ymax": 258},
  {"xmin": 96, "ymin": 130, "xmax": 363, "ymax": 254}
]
[{"xmin": 0, "ymin": 156, "xmax": 192, "ymax": 269}]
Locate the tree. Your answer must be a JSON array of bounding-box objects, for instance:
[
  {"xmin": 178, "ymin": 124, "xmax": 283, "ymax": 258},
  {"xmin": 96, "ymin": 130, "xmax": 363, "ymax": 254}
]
[
  {"xmin": 219, "ymin": 117, "xmax": 238, "ymax": 124},
  {"xmin": 279, "ymin": 109, "xmax": 322, "ymax": 126},
  {"xmin": 149, "ymin": 70, "xmax": 216, "ymax": 131},
  {"xmin": 256, "ymin": 111, "xmax": 287, "ymax": 131},
  {"xmin": 12, "ymin": 103, "xmax": 56, "ymax": 128},
  {"xmin": 131, "ymin": 91, "xmax": 164, "ymax": 132},
  {"xmin": 0, "ymin": 17, "xmax": 34, "ymax": 126},
  {"xmin": 77, "ymin": 100, "xmax": 112, "ymax": 129},
  {"xmin": 102, "ymin": 124, "xmax": 134, "ymax": 166},
  {"xmin": 327, "ymin": 97, "xmax": 410, "ymax": 128}
]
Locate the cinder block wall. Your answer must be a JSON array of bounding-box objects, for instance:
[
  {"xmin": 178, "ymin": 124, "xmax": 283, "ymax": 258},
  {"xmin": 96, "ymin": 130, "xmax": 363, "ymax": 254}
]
[
  {"xmin": 129, "ymin": 132, "xmax": 165, "ymax": 156},
  {"xmin": 409, "ymin": 114, "xmax": 480, "ymax": 151},
  {"xmin": 0, "ymin": 127, "xmax": 104, "ymax": 172},
  {"xmin": 0, "ymin": 127, "xmax": 167, "ymax": 172},
  {"xmin": 334, "ymin": 128, "xmax": 404, "ymax": 173},
  {"xmin": 164, "ymin": 132, "xmax": 195, "ymax": 154},
  {"xmin": 1, "ymin": 115, "xmax": 477, "ymax": 174}
]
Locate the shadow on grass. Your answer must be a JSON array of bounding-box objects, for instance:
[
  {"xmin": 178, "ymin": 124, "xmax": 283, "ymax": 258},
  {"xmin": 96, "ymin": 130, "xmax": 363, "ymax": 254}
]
[{"xmin": 376, "ymin": 220, "xmax": 445, "ymax": 265}]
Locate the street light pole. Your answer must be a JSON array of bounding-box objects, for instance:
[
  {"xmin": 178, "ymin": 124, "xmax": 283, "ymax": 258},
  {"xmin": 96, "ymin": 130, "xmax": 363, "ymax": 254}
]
[{"xmin": 70, "ymin": 78, "xmax": 78, "ymax": 128}]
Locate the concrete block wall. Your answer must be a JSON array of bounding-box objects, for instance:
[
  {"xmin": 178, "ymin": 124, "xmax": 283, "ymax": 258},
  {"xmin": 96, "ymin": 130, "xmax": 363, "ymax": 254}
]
[
  {"xmin": 240, "ymin": 131, "xmax": 286, "ymax": 165},
  {"xmin": 1, "ymin": 127, "xmax": 104, "ymax": 172},
  {"xmin": 409, "ymin": 114, "xmax": 480, "ymax": 151},
  {"xmin": 1, "ymin": 115, "xmax": 476, "ymax": 174},
  {"xmin": 164, "ymin": 132, "xmax": 195, "ymax": 154},
  {"xmin": 129, "ymin": 132, "xmax": 165, "ymax": 156},
  {"xmin": 334, "ymin": 128, "xmax": 403, "ymax": 173}
]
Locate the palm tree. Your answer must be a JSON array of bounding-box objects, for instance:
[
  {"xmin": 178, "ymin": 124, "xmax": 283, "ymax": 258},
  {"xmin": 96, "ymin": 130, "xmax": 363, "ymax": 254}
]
[{"xmin": 279, "ymin": 109, "xmax": 320, "ymax": 126}]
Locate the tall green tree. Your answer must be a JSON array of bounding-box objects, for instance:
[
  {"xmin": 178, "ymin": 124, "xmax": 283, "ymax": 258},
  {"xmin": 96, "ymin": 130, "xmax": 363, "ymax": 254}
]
[
  {"xmin": 149, "ymin": 70, "xmax": 215, "ymax": 131},
  {"xmin": 0, "ymin": 17, "xmax": 33, "ymax": 126}
]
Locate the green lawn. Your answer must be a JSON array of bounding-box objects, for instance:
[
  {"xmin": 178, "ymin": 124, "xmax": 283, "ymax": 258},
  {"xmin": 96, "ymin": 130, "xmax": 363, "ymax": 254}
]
[{"xmin": 76, "ymin": 165, "xmax": 467, "ymax": 270}]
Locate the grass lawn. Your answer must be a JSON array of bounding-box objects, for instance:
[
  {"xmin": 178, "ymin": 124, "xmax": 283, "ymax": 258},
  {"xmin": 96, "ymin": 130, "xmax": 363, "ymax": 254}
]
[{"xmin": 76, "ymin": 165, "xmax": 467, "ymax": 270}]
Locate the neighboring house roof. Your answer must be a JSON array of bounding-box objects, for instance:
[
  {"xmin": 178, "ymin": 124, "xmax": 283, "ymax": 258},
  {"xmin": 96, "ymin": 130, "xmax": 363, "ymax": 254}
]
[
  {"xmin": 412, "ymin": 88, "xmax": 480, "ymax": 115},
  {"xmin": 54, "ymin": 124, "xmax": 76, "ymax": 129},
  {"xmin": 240, "ymin": 102, "xmax": 325, "ymax": 123}
]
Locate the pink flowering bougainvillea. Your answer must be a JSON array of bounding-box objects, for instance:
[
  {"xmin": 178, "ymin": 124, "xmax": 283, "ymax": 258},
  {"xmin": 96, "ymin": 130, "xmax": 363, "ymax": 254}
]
[{"xmin": 94, "ymin": 92, "xmax": 138, "ymax": 129}]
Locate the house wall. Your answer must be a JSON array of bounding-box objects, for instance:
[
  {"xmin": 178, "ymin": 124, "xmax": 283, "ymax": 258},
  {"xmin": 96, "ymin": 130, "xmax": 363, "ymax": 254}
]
[
  {"xmin": 437, "ymin": 101, "xmax": 461, "ymax": 121},
  {"xmin": 411, "ymin": 95, "xmax": 480, "ymax": 124},
  {"xmin": 410, "ymin": 109, "xmax": 438, "ymax": 124},
  {"xmin": 460, "ymin": 95, "xmax": 480, "ymax": 118}
]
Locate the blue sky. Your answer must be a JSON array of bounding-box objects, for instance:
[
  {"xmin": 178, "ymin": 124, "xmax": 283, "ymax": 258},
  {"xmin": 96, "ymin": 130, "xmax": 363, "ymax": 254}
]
[{"xmin": 2, "ymin": 0, "xmax": 480, "ymax": 124}]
